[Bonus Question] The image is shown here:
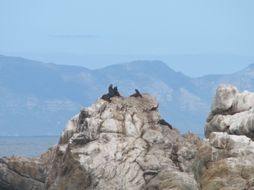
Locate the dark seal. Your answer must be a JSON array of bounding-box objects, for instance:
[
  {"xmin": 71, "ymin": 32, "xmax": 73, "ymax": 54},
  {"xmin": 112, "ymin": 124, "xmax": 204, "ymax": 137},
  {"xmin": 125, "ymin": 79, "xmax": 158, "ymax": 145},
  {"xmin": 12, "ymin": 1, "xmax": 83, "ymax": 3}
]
[
  {"xmin": 101, "ymin": 84, "xmax": 121, "ymax": 102},
  {"xmin": 113, "ymin": 86, "xmax": 121, "ymax": 97},
  {"xmin": 130, "ymin": 89, "xmax": 142, "ymax": 98},
  {"xmin": 158, "ymin": 119, "xmax": 173, "ymax": 129}
]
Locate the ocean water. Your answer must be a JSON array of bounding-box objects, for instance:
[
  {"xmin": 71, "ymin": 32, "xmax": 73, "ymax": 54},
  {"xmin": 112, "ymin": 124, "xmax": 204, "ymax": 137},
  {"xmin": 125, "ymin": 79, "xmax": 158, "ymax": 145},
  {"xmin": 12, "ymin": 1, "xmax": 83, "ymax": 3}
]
[{"xmin": 0, "ymin": 136, "xmax": 59, "ymax": 157}]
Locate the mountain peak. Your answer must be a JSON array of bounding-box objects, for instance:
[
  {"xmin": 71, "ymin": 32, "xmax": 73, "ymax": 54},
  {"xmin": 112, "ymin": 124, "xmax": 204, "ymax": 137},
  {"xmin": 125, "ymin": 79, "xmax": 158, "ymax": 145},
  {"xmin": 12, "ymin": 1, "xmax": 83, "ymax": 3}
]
[
  {"xmin": 123, "ymin": 60, "xmax": 175, "ymax": 72},
  {"xmin": 99, "ymin": 60, "xmax": 187, "ymax": 80}
]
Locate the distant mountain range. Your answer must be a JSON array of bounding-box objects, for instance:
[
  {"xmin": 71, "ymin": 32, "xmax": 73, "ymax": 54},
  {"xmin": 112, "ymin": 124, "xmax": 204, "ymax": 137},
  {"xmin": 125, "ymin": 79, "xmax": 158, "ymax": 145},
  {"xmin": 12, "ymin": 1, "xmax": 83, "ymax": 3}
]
[{"xmin": 0, "ymin": 54, "xmax": 254, "ymax": 136}]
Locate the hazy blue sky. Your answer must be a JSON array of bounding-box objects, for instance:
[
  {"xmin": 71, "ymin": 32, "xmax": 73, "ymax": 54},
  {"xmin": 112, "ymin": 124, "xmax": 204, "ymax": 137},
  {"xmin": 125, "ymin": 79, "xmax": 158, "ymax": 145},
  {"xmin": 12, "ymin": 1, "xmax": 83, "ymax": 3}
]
[{"xmin": 1, "ymin": 0, "xmax": 254, "ymax": 76}]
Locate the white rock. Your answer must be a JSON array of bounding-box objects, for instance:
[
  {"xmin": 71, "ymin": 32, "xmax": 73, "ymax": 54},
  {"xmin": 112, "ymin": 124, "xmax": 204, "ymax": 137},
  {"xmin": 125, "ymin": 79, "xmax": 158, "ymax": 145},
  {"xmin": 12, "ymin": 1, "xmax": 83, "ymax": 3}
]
[
  {"xmin": 206, "ymin": 85, "xmax": 254, "ymax": 139},
  {"xmin": 46, "ymin": 94, "xmax": 199, "ymax": 190}
]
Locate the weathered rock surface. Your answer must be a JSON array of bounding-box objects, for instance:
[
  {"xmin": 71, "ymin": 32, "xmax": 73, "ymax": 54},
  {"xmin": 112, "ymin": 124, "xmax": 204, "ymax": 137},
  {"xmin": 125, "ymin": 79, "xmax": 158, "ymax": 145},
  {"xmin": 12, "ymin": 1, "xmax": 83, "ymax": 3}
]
[
  {"xmin": 193, "ymin": 132, "xmax": 254, "ymax": 190},
  {"xmin": 205, "ymin": 84, "xmax": 254, "ymax": 139},
  {"xmin": 0, "ymin": 94, "xmax": 201, "ymax": 190},
  {"xmin": 47, "ymin": 95, "xmax": 200, "ymax": 190},
  {"xmin": 3, "ymin": 85, "xmax": 254, "ymax": 190},
  {"xmin": 0, "ymin": 146, "xmax": 55, "ymax": 190},
  {"xmin": 194, "ymin": 85, "xmax": 254, "ymax": 190}
]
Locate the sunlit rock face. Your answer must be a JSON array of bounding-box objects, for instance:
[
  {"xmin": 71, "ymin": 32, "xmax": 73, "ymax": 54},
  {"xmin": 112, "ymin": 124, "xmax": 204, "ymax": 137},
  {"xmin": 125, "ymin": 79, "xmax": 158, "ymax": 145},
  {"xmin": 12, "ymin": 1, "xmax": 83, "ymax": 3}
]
[
  {"xmin": 0, "ymin": 93, "xmax": 201, "ymax": 190},
  {"xmin": 205, "ymin": 84, "xmax": 254, "ymax": 140},
  {"xmin": 13, "ymin": 86, "xmax": 254, "ymax": 189},
  {"xmin": 193, "ymin": 85, "xmax": 254, "ymax": 190},
  {"xmin": 2, "ymin": 85, "xmax": 254, "ymax": 190},
  {"xmin": 46, "ymin": 94, "xmax": 200, "ymax": 190}
]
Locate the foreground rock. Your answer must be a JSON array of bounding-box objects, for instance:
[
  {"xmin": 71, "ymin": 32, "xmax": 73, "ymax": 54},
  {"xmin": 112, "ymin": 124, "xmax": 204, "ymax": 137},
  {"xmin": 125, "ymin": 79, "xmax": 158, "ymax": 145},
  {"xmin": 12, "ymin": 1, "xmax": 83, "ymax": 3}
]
[
  {"xmin": 194, "ymin": 85, "xmax": 254, "ymax": 190},
  {"xmin": 3, "ymin": 85, "xmax": 254, "ymax": 190},
  {"xmin": 0, "ymin": 147, "xmax": 55, "ymax": 190},
  {"xmin": 0, "ymin": 94, "xmax": 200, "ymax": 190}
]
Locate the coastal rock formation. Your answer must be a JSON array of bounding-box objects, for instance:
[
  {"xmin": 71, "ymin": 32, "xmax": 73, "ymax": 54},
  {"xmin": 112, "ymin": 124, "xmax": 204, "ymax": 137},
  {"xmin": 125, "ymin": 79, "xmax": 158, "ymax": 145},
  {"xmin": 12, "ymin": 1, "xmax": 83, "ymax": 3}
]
[
  {"xmin": 193, "ymin": 132, "xmax": 254, "ymax": 190},
  {"xmin": 47, "ymin": 94, "xmax": 200, "ymax": 190},
  {"xmin": 2, "ymin": 85, "xmax": 254, "ymax": 190},
  {"xmin": 0, "ymin": 147, "xmax": 55, "ymax": 190},
  {"xmin": 0, "ymin": 94, "xmax": 201, "ymax": 190},
  {"xmin": 205, "ymin": 84, "xmax": 254, "ymax": 139},
  {"xmin": 194, "ymin": 85, "xmax": 254, "ymax": 190}
]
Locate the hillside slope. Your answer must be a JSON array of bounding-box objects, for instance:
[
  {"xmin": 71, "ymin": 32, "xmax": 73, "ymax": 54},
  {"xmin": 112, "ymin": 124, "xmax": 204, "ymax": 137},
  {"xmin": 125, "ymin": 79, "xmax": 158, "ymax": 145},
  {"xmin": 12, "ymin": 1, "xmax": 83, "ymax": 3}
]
[{"xmin": 0, "ymin": 55, "xmax": 253, "ymax": 135}]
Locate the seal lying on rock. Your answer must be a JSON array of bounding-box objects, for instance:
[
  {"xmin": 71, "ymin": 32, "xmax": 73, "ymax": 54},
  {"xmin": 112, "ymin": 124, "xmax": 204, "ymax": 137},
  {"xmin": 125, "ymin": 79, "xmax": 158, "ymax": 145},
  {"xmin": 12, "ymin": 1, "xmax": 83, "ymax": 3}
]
[
  {"xmin": 130, "ymin": 89, "xmax": 142, "ymax": 98},
  {"xmin": 158, "ymin": 119, "xmax": 173, "ymax": 129},
  {"xmin": 108, "ymin": 84, "xmax": 115, "ymax": 97},
  {"xmin": 101, "ymin": 93, "xmax": 112, "ymax": 102},
  {"xmin": 113, "ymin": 86, "xmax": 121, "ymax": 97},
  {"xmin": 101, "ymin": 84, "xmax": 121, "ymax": 102}
]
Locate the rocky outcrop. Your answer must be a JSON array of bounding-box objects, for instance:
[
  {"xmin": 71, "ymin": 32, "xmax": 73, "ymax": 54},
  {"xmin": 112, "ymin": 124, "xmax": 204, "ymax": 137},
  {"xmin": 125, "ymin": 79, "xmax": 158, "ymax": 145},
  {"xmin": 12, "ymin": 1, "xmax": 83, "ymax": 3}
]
[
  {"xmin": 3, "ymin": 85, "xmax": 254, "ymax": 190},
  {"xmin": 193, "ymin": 132, "xmax": 254, "ymax": 190},
  {"xmin": 0, "ymin": 146, "xmax": 56, "ymax": 190},
  {"xmin": 47, "ymin": 95, "xmax": 200, "ymax": 190},
  {"xmin": 205, "ymin": 84, "xmax": 254, "ymax": 139},
  {"xmin": 194, "ymin": 85, "xmax": 254, "ymax": 190},
  {"xmin": 0, "ymin": 94, "xmax": 201, "ymax": 190}
]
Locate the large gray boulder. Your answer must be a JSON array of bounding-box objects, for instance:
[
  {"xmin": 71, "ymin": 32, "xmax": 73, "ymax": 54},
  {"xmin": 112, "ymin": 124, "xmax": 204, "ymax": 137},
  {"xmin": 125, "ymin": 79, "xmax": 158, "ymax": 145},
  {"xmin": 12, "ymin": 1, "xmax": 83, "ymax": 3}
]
[
  {"xmin": 0, "ymin": 94, "xmax": 200, "ymax": 190},
  {"xmin": 193, "ymin": 132, "xmax": 254, "ymax": 190},
  {"xmin": 0, "ymin": 147, "xmax": 55, "ymax": 190},
  {"xmin": 205, "ymin": 84, "xmax": 254, "ymax": 140},
  {"xmin": 194, "ymin": 85, "xmax": 254, "ymax": 190},
  {"xmin": 47, "ymin": 94, "xmax": 199, "ymax": 190},
  {"xmin": 3, "ymin": 85, "xmax": 254, "ymax": 190}
]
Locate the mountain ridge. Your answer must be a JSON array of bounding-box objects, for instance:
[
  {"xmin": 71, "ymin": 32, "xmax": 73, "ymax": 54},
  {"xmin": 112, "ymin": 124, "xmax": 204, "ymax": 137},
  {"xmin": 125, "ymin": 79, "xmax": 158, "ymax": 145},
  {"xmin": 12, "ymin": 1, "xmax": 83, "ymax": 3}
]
[{"xmin": 1, "ymin": 54, "xmax": 254, "ymax": 136}]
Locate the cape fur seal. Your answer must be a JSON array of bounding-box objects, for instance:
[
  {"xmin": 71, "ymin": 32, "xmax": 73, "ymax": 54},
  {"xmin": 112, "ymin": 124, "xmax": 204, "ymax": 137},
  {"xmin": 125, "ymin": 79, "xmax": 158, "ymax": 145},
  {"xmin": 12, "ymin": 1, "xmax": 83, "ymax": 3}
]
[
  {"xmin": 130, "ymin": 89, "xmax": 142, "ymax": 98},
  {"xmin": 101, "ymin": 93, "xmax": 111, "ymax": 102},
  {"xmin": 101, "ymin": 84, "xmax": 121, "ymax": 102},
  {"xmin": 158, "ymin": 119, "xmax": 173, "ymax": 129},
  {"xmin": 113, "ymin": 86, "xmax": 121, "ymax": 97},
  {"xmin": 108, "ymin": 84, "xmax": 115, "ymax": 97}
]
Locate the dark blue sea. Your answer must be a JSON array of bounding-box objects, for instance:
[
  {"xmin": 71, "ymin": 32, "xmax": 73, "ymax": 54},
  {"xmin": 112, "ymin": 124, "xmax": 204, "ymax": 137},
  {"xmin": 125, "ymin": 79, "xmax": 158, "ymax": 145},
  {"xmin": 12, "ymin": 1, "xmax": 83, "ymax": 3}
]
[{"xmin": 0, "ymin": 136, "xmax": 59, "ymax": 157}]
